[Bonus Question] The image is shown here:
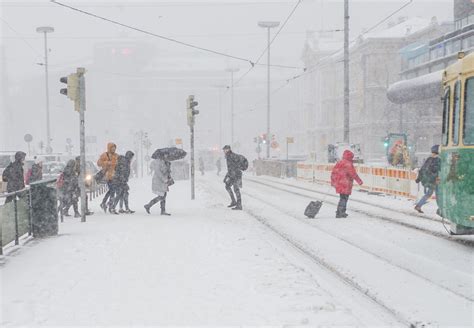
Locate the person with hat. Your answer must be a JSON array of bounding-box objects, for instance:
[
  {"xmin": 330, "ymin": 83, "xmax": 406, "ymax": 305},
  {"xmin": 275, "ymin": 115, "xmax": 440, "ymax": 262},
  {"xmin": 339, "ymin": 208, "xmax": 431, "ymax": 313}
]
[
  {"xmin": 223, "ymin": 145, "xmax": 243, "ymax": 210},
  {"xmin": 2, "ymin": 151, "xmax": 26, "ymax": 204},
  {"xmin": 415, "ymin": 145, "xmax": 441, "ymax": 213}
]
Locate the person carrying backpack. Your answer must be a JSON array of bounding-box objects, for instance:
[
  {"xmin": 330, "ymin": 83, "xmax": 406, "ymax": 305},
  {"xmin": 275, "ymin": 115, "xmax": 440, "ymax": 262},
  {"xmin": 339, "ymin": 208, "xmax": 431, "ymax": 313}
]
[
  {"xmin": 414, "ymin": 145, "xmax": 441, "ymax": 214},
  {"xmin": 223, "ymin": 145, "xmax": 247, "ymax": 210},
  {"xmin": 330, "ymin": 150, "xmax": 363, "ymax": 218}
]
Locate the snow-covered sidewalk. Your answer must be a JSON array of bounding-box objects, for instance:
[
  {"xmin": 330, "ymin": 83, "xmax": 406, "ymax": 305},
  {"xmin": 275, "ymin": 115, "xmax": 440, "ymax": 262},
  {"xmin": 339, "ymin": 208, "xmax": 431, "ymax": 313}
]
[{"xmin": 1, "ymin": 177, "xmax": 391, "ymax": 326}]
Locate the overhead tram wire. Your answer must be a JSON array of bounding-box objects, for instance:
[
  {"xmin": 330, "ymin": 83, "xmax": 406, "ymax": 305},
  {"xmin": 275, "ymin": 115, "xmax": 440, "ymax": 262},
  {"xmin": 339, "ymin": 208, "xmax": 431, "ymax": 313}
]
[
  {"xmin": 0, "ymin": 16, "xmax": 43, "ymax": 61},
  {"xmin": 258, "ymin": 0, "xmax": 415, "ymax": 97},
  {"xmin": 234, "ymin": 0, "xmax": 304, "ymax": 87},
  {"xmin": 50, "ymin": 0, "xmax": 303, "ymax": 70}
]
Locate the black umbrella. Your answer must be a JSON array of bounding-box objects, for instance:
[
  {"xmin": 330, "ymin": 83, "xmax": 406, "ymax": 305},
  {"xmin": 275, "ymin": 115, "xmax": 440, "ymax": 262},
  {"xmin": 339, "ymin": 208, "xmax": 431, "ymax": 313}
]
[{"xmin": 151, "ymin": 147, "xmax": 187, "ymax": 161}]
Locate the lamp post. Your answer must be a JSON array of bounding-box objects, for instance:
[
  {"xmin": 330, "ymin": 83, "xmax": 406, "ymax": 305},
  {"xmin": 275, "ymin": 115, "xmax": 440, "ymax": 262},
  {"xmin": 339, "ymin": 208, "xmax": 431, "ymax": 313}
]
[
  {"xmin": 225, "ymin": 68, "xmax": 239, "ymax": 147},
  {"xmin": 258, "ymin": 21, "xmax": 280, "ymax": 158},
  {"xmin": 36, "ymin": 26, "xmax": 54, "ymax": 154}
]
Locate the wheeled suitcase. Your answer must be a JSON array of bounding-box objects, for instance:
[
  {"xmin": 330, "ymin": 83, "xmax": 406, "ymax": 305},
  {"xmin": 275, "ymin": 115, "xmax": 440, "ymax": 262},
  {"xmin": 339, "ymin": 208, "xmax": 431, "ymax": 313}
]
[{"xmin": 304, "ymin": 201, "xmax": 323, "ymax": 218}]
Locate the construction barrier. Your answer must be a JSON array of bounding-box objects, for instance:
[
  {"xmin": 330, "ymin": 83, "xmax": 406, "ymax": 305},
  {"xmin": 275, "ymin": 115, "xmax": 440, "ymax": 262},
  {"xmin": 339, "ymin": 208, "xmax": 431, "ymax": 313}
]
[{"xmin": 297, "ymin": 162, "xmax": 421, "ymax": 199}]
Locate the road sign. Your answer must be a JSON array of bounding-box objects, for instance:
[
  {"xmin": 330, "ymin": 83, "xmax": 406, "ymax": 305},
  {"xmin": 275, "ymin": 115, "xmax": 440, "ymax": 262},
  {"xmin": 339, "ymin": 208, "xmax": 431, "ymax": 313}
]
[
  {"xmin": 24, "ymin": 134, "xmax": 33, "ymax": 143},
  {"xmin": 175, "ymin": 138, "xmax": 183, "ymax": 145},
  {"xmin": 287, "ymin": 137, "xmax": 294, "ymax": 144}
]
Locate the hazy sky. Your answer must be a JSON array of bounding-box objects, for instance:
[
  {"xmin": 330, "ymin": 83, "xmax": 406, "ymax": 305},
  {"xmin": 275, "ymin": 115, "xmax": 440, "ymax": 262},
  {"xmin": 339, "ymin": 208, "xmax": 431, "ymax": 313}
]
[{"xmin": 0, "ymin": 0, "xmax": 454, "ymax": 154}]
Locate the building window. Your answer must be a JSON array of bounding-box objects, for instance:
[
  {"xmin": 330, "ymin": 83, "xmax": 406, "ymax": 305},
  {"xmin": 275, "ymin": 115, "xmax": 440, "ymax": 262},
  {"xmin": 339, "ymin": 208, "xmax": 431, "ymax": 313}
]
[
  {"xmin": 442, "ymin": 87, "xmax": 450, "ymax": 146},
  {"xmin": 464, "ymin": 77, "xmax": 474, "ymax": 145},
  {"xmin": 452, "ymin": 81, "xmax": 461, "ymax": 146}
]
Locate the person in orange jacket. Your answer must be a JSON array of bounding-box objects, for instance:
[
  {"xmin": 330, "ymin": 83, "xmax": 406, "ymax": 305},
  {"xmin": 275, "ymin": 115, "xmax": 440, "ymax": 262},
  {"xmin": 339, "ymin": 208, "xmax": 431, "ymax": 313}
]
[
  {"xmin": 330, "ymin": 150, "xmax": 363, "ymax": 218},
  {"xmin": 97, "ymin": 142, "xmax": 119, "ymax": 213}
]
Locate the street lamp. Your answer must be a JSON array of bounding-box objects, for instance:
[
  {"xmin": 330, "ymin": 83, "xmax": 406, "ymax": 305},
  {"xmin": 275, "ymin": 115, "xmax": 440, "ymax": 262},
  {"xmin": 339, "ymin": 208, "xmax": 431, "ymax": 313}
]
[
  {"xmin": 36, "ymin": 26, "xmax": 54, "ymax": 154},
  {"xmin": 225, "ymin": 67, "xmax": 240, "ymax": 147},
  {"xmin": 258, "ymin": 21, "xmax": 280, "ymax": 158}
]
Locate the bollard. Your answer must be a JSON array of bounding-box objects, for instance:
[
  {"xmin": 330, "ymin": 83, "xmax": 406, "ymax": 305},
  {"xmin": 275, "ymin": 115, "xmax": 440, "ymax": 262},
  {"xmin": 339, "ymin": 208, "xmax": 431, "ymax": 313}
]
[{"xmin": 14, "ymin": 196, "xmax": 19, "ymax": 245}]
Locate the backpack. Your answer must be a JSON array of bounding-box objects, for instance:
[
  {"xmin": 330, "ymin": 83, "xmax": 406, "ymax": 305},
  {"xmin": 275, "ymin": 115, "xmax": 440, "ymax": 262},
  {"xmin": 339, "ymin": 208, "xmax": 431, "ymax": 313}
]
[
  {"xmin": 56, "ymin": 172, "xmax": 65, "ymax": 189},
  {"xmin": 236, "ymin": 154, "xmax": 248, "ymax": 171}
]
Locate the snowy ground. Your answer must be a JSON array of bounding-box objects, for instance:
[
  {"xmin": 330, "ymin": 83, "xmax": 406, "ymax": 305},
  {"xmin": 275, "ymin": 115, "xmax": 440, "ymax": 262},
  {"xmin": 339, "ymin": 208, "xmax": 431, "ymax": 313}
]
[{"xmin": 0, "ymin": 174, "xmax": 473, "ymax": 326}]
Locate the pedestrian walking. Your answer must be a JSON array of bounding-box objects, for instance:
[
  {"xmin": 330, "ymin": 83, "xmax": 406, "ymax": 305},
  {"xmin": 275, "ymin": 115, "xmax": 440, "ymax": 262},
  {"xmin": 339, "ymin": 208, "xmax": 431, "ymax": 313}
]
[
  {"xmin": 330, "ymin": 150, "xmax": 363, "ymax": 218},
  {"xmin": 414, "ymin": 145, "xmax": 441, "ymax": 214},
  {"xmin": 216, "ymin": 157, "xmax": 222, "ymax": 176},
  {"xmin": 26, "ymin": 157, "xmax": 43, "ymax": 184},
  {"xmin": 223, "ymin": 145, "xmax": 247, "ymax": 210},
  {"xmin": 97, "ymin": 142, "xmax": 119, "ymax": 213},
  {"xmin": 144, "ymin": 154, "xmax": 173, "ymax": 216},
  {"xmin": 61, "ymin": 159, "xmax": 80, "ymax": 218},
  {"xmin": 74, "ymin": 156, "xmax": 93, "ymax": 216},
  {"xmin": 199, "ymin": 157, "xmax": 205, "ymax": 176},
  {"xmin": 110, "ymin": 151, "xmax": 135, "ymax": 214},
  {"xmin": 2, "ymin": 151, "xmax": 26, "ymax": 204}
]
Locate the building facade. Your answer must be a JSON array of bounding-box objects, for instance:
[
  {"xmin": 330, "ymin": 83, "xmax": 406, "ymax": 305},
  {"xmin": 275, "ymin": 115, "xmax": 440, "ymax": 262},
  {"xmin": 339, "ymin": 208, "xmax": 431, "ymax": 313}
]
[{"xmin": 299, "ymin": 17, "xmax": 444, "ymax": 163}]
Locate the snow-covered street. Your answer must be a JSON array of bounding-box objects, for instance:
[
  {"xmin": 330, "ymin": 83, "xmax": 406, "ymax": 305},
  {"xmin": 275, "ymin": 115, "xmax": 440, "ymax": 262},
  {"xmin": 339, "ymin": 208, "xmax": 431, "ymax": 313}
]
[{"xmin": 1, "ymin": 175, "xmax": 473, "ymax": 326}]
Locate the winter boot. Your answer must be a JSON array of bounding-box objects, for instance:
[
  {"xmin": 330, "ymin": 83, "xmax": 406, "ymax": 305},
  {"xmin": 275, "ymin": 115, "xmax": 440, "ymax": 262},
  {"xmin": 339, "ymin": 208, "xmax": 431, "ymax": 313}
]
[
  {"xmin": 414, "ymin": 206, "xmax": 424, "ymax": 214},
  {"xmin": 160, "ymin": 200, "xmax": 171, "ymax": 216},
  {"xmin": 74, "ymin": 212, "xmax": 81, "ymax": 218},
  {"xmin": 100, "ymin": 202, "xmax": 107, "ymax": 213},
  {"xmin": 232, "ymin": 201, "xmax": 242, "ymax": 210},
  {"xmin": 125, "ymin": 208, "xmax": 135, "ymax": 214},
  {"xmin": 144, "ymin": 204, "xmax": 151, "ymax": 214}
]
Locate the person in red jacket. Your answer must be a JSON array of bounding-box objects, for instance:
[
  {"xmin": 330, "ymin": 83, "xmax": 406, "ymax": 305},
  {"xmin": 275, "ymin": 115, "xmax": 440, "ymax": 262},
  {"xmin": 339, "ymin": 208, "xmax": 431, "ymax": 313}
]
[{"xmin": 330, "ymin": 150, "xmax": 363, "ymax": 218}]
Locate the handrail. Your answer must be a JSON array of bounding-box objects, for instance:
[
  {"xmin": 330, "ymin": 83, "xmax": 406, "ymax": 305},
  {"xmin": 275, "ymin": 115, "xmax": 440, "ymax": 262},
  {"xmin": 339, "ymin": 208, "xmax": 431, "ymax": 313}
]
[
  {"xmin": 29, "ymin": 177, "xmax": 57, "ymax": 186},
  {"xmin": 0, "ymin": 187, "xmax": 30, "ymax": 199}
]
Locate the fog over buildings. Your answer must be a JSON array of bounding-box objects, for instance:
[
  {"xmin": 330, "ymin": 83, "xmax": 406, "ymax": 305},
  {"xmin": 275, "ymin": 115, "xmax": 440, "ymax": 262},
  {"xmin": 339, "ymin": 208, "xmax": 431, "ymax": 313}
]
[{"xmin": 0, "ymin": 0, "xmax": 455, "ymax": 161}]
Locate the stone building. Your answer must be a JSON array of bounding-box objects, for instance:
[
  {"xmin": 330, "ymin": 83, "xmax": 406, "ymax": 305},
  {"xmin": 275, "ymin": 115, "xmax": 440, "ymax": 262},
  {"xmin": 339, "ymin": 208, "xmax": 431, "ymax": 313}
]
[{"xmin": 299, "ymin": 17, "xmax": 445, "ymax": 163}]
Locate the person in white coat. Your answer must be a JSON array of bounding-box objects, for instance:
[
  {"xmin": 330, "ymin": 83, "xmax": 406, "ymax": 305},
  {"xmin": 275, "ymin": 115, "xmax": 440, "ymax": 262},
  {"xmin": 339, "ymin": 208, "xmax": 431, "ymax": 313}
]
[{"xmin": 144, "ymin": 155, "xmax": 173, "ymax": 215}]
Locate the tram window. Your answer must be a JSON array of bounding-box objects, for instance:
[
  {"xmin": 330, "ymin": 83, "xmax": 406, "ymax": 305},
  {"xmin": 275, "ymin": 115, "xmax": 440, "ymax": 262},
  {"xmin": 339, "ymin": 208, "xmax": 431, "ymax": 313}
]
[
  {"xmin": 442, "ymin": 87, "xmax": 450, "ymax": 146},
  {"xmin": 464, "ymin": 78, "xmax": 474, "ymax": 145},
  {"xmin": 452, "ymin": 81, "xmax": 461, "ymax": 146}
]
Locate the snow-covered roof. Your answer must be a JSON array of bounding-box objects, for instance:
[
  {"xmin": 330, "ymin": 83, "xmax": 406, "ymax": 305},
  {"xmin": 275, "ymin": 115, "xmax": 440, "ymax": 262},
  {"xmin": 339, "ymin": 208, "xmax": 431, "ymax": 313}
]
[
  {"xmin": 387, "ymin": 70, "xmax": 443, "ymax": 104},
  {"xmin": 363, "ymin": 17, "xmax": 433, "ymax": 40}
]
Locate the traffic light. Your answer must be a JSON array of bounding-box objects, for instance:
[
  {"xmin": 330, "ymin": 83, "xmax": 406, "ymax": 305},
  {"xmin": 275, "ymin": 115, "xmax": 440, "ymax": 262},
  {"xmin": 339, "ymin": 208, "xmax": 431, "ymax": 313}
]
[
  {"xmin": 187, "ymin": 95, "xmax": 199, "ymax": 127},
  {"xmin": 60, "ymin": 73, "xmax": 80, "ymax": 111},
  {"xmin": 383, "ymin": 137, "xmax": 389, "ymax": 148}
]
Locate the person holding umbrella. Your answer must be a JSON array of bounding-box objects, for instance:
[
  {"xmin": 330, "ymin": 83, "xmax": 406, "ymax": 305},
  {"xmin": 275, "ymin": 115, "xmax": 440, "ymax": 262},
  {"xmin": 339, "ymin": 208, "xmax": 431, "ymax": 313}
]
[{"xmin": 144, "ymin": 147, "xmax": 186, "ymax": 215}]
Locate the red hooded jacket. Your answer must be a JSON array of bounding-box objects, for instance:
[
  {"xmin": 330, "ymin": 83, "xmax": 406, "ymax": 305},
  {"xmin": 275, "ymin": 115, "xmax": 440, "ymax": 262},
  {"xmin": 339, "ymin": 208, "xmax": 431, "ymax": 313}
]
[{"xmin": 330, "ymin": 150, "xmax": 363, "ymax": 195}]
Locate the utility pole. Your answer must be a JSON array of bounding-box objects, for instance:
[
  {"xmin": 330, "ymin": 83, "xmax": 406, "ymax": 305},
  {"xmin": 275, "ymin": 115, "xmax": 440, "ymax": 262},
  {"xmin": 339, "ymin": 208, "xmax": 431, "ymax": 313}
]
[
  {"xmin": 258, "ymin": 21, "xmax": 280, "ymax": 158},
  {"xmin": 343, "ymin": 0, "xmax": 350, "ymax": 143},
  {"xmin": 77, "ymin": 67, "xmax": 87, "ymax": 223},
  {"xmin": 187, "ymin": 95, "xmax": 199, "ymax": 200},
  {"xmin": 36, "ymin": 26, "xmax": 54, "ymax": 154},
  {"xmin": 225, "ymin": 68, "xmax": 239, "ymax": 147}
]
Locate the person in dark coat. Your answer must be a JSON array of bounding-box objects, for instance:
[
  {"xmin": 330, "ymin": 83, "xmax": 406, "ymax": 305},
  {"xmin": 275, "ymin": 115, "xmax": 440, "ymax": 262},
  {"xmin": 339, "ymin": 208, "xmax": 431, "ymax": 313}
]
[
  {"xmin": 110, "ymin": 151, "xmax": 134, "ymax": 214},
  {"xmin": 2, "ymin": 151, "xmax": 26, "ymax": 203},
  {"xmin": 74, "ymin": 156, "xmax": 93, "ymax": 216},
  {"xmin": 61, "ymin": 159, "xmax": 80, "ymax": 218},
  {"xmin": 223, "ymin": 145, "xmax": 243, "ymax": 210},
  {"xmin": 414, "ymin": 145, "xmax": 441, "ymax": 213},
  {"xmin": 144, "ymin": 154, "xmax": 173, "ymax": 215},
  {"xmin": 330, "ymin": 150, "xmax": 363, "ymax": 218}
]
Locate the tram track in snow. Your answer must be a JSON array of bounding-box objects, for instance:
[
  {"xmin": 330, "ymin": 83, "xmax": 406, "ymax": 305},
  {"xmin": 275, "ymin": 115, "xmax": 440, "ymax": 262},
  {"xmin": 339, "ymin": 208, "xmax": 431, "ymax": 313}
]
[
  {"xmin": 202, "ymin": 177, "xmax": 473, "ymax": 326},
  {"xmin": 245, "ymin": 176, "xmax": 474, "ymax": 248},
  {"xmin": 199, "ymin": 179, "xmax": 413, "ymax": 327},
  {"xmin": 241, "ymin": 182, "xmax": 474, "ymax": 304}
]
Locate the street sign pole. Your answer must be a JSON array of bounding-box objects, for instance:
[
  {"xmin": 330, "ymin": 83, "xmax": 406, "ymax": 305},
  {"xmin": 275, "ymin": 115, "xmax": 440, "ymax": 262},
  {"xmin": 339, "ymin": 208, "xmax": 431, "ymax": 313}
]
[
  {"xmin": 190, "ymin": 124, "xmax": 195, "ymax": 200},
  {"xmin": 77, "ymin": 67, "xmax": 87, "ymax": 223}
]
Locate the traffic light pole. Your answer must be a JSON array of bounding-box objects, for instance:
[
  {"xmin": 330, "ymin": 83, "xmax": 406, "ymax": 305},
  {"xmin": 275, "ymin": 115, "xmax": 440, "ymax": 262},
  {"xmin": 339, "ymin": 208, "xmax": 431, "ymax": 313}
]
[
  {"xmin": 78, "ymin": 67, "xmax": 87, "ymax": 223},
  {"xmin": 190, "ymin": 124, "xmax": 195, "ymax": 200}
]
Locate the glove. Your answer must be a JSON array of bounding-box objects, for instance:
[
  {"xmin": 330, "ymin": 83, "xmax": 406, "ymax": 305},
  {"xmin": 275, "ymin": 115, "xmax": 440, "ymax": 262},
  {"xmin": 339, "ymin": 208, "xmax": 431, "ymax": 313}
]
[
  {"xmin": 168, "ymin": 178, "xmax": 175, "ymax": 186},
  {"xmin": 415, "ymin": 178, "xmax": 420, "ymax": 184}
]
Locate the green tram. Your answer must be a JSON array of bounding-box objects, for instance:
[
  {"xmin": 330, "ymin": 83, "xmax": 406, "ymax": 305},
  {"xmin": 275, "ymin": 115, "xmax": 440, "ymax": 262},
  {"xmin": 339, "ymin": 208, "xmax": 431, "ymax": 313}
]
[{"xmin": 438, "ymin": 52, "xmax": 474, "ymax": 235}]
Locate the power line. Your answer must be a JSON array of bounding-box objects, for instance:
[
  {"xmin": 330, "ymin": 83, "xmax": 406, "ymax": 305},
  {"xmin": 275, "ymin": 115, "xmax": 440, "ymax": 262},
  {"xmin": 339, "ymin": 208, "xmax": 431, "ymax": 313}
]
[
  {"xmin": 0, "ymin": 16, "xmax": 43, "ymax": 61},
  {"xmin": 235, "ymin": 0, "xmax": 304, "ymax": 86},
  {"xmin": 262, "ymin": 0, "xmax": 415, "ymax": 96},
  {"xmin": 50, "ymin": 0, "xmax": 303, "ymax": 70}
]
